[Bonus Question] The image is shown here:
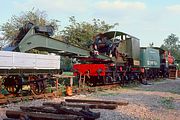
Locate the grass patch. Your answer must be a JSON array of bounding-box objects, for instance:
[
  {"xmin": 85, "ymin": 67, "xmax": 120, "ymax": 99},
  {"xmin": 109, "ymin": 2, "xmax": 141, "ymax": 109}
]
[
  {"xmin": 168, "ymin": 88, "xmax": 180, "ymax": 94},
  {"xmin": 23, "ymin": 96, "xmax": 29, "ymax": 102},
  {"xmin": 159, "ymin": 97, "xmax": 174, "ymax": 109}
]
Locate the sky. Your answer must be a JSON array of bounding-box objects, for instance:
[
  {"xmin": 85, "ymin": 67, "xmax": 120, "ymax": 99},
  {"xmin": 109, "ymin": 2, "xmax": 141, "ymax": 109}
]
[{"xmin": 0, "ymin": 0, "xmax": 180, "ymax": 47}]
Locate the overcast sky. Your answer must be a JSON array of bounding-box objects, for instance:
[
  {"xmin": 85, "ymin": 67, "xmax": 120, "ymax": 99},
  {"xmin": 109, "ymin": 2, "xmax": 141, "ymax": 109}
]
[{"xmin": 0, "ymin": 0, "xmax": 180, "ymax": 47}]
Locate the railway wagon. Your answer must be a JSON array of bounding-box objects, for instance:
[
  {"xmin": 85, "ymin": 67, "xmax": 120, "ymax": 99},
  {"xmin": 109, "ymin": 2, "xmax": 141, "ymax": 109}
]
[
  {"xmin": 140, "ymin": 47, "xmax": 160, "ymax": 79},
  {"xmin": 0, "ymin": 51, "xmax": 61, "ymax": 95}
]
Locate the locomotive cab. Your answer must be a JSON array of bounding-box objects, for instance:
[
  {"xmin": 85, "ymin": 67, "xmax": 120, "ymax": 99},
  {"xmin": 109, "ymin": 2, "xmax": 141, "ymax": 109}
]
[{"xmin": 92, "ymin": 31, "xmax": 140, "ymax": 66}]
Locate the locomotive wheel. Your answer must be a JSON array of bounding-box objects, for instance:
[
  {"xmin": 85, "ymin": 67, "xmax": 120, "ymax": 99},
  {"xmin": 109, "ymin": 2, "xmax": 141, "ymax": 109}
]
[
  {"xmin": 3, "ymin": 75, "xmax": 22, "ymax": 94},
  {"xmin": 28, "ymin": 75, "xmax": 45, "ymax": 95}
]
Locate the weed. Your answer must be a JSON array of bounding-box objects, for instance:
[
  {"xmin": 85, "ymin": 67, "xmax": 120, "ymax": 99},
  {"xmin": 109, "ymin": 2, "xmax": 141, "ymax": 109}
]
[
  {"xmin": 46, "ymin": 85, "xmax": 52, "ymax": 93},
  {"xmin": 23, "ymin": 96, "xmax": 29, "ymax": 102},
  {"xmin": 159, "ymin": 97, "xmax": 174, "ymax": 109},
  {"xmin": 168, "ymin": 88, "xmax": 180, "ymax": 95}
]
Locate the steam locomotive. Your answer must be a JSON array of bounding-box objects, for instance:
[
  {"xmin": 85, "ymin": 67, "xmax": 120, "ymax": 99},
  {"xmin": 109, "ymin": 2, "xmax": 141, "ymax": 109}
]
[{"xmin": 73, "ymin": 31, "xmax": 176, "ymax": 86}]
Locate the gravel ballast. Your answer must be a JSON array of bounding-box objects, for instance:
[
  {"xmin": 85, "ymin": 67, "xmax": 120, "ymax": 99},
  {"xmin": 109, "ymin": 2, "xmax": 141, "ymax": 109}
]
[{"xmin": 0, "ymin": 78, "xmax": 180, "ymax": 120}]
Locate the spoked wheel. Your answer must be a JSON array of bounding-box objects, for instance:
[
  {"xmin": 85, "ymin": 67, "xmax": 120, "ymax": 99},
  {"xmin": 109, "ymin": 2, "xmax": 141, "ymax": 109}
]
[
  {"xmin": 28, "ymin": 75, "xmax": 45, "ymax": 95},
  {"xmin": 4, "ymin": 75, "xmax": 22, "ymax": 94}
]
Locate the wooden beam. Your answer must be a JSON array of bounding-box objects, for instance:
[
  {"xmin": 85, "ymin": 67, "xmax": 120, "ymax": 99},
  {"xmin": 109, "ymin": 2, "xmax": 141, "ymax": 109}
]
[
  {"xmin": 65, "ymin": 99, "xmax": 129, "ymax": 106},
  {"xmin": 20, "ymin": 106, "xmax": 57, "ymax": 114},
  {"xmin": 43, "ymin": 102, "xmax": 117, "ymax": 110},
  {"xmin": 3, "ymin": 118, "xmax": 19, "ymax": 120},
  {"xmin": 6, "ymin": 110, "xmax": 82, "ymax": 120},
  {"xmin": 20, "ymin": 105, "xmax": 100, "ymax": 120}
]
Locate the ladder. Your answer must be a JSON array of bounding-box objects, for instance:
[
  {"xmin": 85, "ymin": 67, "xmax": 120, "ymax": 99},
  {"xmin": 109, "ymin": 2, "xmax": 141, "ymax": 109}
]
[{"xmin": 78, "ymin": 71, "xmax": 90, "ymax": 88}]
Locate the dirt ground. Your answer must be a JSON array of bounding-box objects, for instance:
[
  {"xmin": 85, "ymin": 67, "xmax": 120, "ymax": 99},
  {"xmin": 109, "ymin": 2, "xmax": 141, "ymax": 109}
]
[
  {"xmin": 0, "ymin": 78, "xmax": 180, "ymax": 120},
  {"xmin": 89, "ymin": 78, "xmax": 180, "ymax": 120}
]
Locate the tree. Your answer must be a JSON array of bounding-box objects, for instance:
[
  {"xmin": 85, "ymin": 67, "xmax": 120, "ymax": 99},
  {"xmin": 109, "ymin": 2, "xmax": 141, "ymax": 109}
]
[
  {"xmin": 0, "ymin": 9, "xmax": 60, "ymax": 46},
  {"xmin": 161, "ymin": 33, "xmax": 180, "ymax": 60},
  {"xmin": 61, "ymin": 16, "xmax": 119, "ymax": 48},
  {"xmin": 60, "ymin": 56, "xmax": 73, "ymax": 71}
]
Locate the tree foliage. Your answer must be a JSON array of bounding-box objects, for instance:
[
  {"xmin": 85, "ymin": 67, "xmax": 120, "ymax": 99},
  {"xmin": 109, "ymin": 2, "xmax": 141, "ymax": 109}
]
[
  {"xmin": 60, "ymin": 56, "xmax": 73, "ymax": 71},
  {"xmin": 0, "ymin": 9, "xmax": 59, "ymax": 43},
  {"xmin": 61, "ymin": 16, "xmax": 119, "ymax": 48},
  {"xmin": 161, "ymin": 33, "xmax": 180, "ymax": 60}
]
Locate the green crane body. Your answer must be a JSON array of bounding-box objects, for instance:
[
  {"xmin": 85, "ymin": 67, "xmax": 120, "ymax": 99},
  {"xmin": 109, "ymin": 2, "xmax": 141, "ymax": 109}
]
[{"xmin": 17, "ymin": 26, "xmax": 111, "ymax": 61}]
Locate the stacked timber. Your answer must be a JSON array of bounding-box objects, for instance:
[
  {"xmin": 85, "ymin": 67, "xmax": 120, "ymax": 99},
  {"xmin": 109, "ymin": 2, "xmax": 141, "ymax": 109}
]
[{"xmin": 4, "ymin": 98, "xmax": 129, "ymax": 120}]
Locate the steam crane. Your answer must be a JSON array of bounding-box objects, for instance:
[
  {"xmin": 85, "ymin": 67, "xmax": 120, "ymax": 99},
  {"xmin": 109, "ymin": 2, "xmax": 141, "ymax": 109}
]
[{"xmin": 0, "ymin": 22, "xmax": 111, "ymax": 95}]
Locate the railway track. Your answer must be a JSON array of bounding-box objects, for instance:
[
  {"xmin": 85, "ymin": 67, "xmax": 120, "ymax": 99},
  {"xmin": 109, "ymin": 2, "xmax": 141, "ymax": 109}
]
[
  {"xmin": 0, "ymin": 84, "xmax": 120, "ymax": 105},
  {"xmin": 0, "ymin": 92, "xmax": 57, "ymax": 105}
]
